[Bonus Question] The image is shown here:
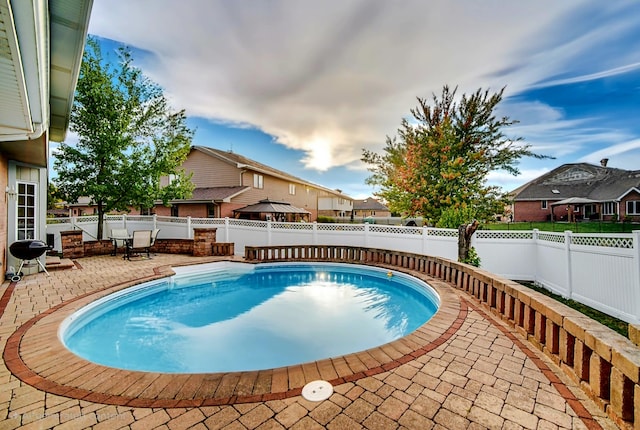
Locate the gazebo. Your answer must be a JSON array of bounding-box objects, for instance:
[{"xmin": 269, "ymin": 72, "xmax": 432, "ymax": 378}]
[
  {"xmin": 551, "ymin": 197, "xmax": 599, "ymax": 222},
  {"xmin": 233, "ymin": 199, "xmax": 310, "ymax": 222}
]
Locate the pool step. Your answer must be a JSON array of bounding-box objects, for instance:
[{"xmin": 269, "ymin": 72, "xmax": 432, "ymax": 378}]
[{"xmin": 45, "ymin": 256, "xmax": 75, "ymax": 271}]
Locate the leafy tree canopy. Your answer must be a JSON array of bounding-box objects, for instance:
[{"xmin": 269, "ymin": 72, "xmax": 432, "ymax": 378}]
[
  {"xmin": 362, "ymin": 85, "xmax": 551, "ymax": 226},
  {"xmin": 47, "ymin": 181, "xmax": 65, "ymax": 211},
  {"xmin": 54, "ymin": 37, "xmax": 194, "ymax": 239}
]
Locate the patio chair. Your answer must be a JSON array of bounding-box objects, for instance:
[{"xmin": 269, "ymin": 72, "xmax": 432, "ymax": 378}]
[
  {"xmin": 110, "ymin": 228, "xmax": 130, "ymax": 256},
  {"xmin": 150, "ymin": 228, "xmax": 160, "ymax": 246},
  {"xmin": 125, "ymin": 230, "xmax": 152, "ymax": 260}
]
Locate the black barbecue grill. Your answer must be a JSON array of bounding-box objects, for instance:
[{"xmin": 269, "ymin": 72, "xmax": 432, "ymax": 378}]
[{"xmin": 9, "ymin": 240, "xmax": 52, "ymax": 281}]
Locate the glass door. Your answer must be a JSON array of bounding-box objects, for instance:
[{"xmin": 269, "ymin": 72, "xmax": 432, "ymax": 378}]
[{"xmin": 17, "ymin": 182, "xmax": 36, "ymax": 240}]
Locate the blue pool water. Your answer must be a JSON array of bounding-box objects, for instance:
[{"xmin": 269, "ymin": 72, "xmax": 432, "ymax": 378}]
[{"xmin": 60, "ymin": 262, "xmax": 439, "ymax": 373}]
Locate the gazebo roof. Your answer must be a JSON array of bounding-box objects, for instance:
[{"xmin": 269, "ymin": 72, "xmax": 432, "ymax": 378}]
[
  {"xmin": 233, "ymin": 199, "xmax": 310, "ymax": 214},
  {"xmin": 550, "ymin": 197, "xmax": 599, "ymax": 206}
]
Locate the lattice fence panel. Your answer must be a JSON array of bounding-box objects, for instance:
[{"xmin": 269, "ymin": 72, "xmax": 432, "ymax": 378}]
[
  {"xmin": 537, "ymin": 232, "xmax": 565, "ymax": 244},
  {"xmin": 317, "ymin": 224, "xmax": 365, "ymax": 232},
  {"xmin": 229, "ymin": 219, "xmax": 268, "ymax": 228},
  {"xmin": 156, "ymin": 216, "xmax": 188, "ymax": 224},
  {"xmin": 191, "ymin": 218, "xmax": 225, "ymax": 226},
  {"xmin": 370, "ymin": 225, "xmax": 422, "ymax": 236},
  {"xmin": 476, "ymin": 231, "xmax": 534, "ymax": 240},
  {"xmin": 426, "ymin": 228, "xmax": 458, "ymax": 237},
  {"xmin": 571, "ymin": 235, "xmax": 633, "ymax": 248},
  {"xmin": 272, "ymin": 222, "xmax": 314, "ymax": 231}
]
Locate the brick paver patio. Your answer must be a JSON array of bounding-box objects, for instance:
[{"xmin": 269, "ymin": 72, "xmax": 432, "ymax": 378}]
[{"xmin": 0, "ymin": 254, "xmax": 620, "ymax": 429}]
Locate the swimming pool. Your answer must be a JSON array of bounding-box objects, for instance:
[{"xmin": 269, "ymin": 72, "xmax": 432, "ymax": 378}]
[{"xmin": 60, "ymin": 262, "xmax": 439, "ymax": 373}]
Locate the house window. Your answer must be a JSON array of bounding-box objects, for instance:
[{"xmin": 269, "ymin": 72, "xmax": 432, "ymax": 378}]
[
  {"xmin": 541, "ymin": 200, "xmax": 548, "ymax": 209},
  {"xmin": 140, "ymin": 207, "xmax": 154, "ymax": 215},
  {"xmin": 626, "ymin": 200, "xmax": 640, "ymax": 215},
  {"xmin": 207, "ymin": 203, "xmax": 217, "ymax": 218},
  {"xmin": 289, "ymin": 184, "xmax": 296, "ymax": 195},
  {"xmin": 17, "ymin": 182, "xmax": 36, "ymax": 240},
  {"xmin": 602, "ymin": 202, "xmax": 616, "ymax": 215},
  {"xmin": 171, "ymin": 205, "xmax": 179, "ymax": 217},
  {"xmin": 253, "ymin": 174, "xmax": 264, "ymax": 189}
]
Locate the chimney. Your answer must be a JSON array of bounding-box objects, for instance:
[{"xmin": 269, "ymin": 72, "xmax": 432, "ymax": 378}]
[{"xmin": 600, "ymin": 158, "xmax": 609, "ymax": 167}]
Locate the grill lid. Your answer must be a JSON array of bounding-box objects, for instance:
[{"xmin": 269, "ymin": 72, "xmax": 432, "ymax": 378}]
[{"xmin": 9, "ymin": 240, "xmax": 51, "ymax": 260}]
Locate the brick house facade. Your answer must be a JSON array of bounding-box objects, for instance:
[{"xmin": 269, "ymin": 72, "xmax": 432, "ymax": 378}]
[
  {"xmin": 512, "ymin": 161, "xmax": 640, "ymax": 222},
  {"xmin": 156, "ymin": 146, "xmax": 353, "ymax": 221}
]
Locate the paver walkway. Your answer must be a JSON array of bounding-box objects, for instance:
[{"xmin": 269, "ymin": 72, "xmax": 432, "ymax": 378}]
[{"xmin": 0, "ymin": 254, "xmax": 620, "ymax": 429}]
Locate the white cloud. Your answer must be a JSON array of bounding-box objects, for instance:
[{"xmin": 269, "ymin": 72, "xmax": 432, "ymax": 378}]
[
  {"xmin": 579, "ymin": 139, "xmax": 640, "ymax": 168},
  {"xmin": 488, "ymin": 168, "xmax": 551, "ymax": 192},
  {"xmin": 87, "ymin": 0, "xmax": 597, "ymax": 172}
]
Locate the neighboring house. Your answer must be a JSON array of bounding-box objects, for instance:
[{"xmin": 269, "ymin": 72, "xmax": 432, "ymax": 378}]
[
  {"xmin": 1, "ymin": 1, "xmax": 92, "ymax": 272},
  {"xmin": 512, "ymin": 160, "xmax": 640, "ymax": 222},
  {"xmin": 67, "ymin": 196, "xmax": 98, "ymax": 217},
  {"xmin": 352, "ymin": 197, "xmax": 391, "ymax": 219},
  {"xmin": 156, "ymin": 146, "xmax": 353, "ymax": 221}
]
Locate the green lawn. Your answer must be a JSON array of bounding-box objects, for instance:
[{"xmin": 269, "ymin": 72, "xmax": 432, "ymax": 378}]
[
  {"xmin": 519, "ymin": 281, "xmax": 628, "ymax": 337},
  {"xmin": 483, "ymin": 221, "xmax": 640, "ymax": 233}
]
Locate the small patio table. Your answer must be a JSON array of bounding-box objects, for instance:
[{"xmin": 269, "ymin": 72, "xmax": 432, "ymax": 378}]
[{"xmin": 108, "ymin": 233, "xmax": 131, "ymax": 257}]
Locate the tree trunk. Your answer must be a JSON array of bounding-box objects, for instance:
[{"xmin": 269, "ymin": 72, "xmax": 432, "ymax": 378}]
[
  {"xmin": 458, "ymin": 220, "xmax": 479, "ymax": 262},
  {"xmin": 97, "ymin": 203, "xmax": 105, "ymax": 240}
]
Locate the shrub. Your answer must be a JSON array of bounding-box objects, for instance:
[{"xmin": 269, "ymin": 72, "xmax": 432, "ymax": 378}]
[{"xmin": 461, "ymin": 246, "xmax": 481, "ymax": 267}]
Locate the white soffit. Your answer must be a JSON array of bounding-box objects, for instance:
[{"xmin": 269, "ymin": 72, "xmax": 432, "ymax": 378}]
[
  {"xmin": 0, "ymin": 0, "xmax": 33, "ymax": 138},
  {"xmin": 49, "ymin": 0, "xmax": 93, "ymax": 142}
]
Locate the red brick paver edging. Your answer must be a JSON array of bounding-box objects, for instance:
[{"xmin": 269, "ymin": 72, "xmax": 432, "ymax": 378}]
[{"xmin": 4, "ymin": 263, "xmax": 464, "ymax": 407}]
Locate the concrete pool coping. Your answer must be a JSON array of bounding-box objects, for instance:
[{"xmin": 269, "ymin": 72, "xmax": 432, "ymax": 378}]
[{"xmin": 4, "ymin": 261, "xmax": 466, "ymax": 408}]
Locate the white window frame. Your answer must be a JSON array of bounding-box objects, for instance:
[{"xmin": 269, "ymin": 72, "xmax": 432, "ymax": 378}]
[
  {"xmin": 602, "ymin": 202, "xmax": 616, "ymax": 215},
  {"xmin": 289, "ymin": 183, "xmax": 296, "ymax": 195},
  {"xmin": 253, "ymin": 174, "xmax": 264, "ymax": 189},
  {"xmin": 541, "ymin": 200, "xmax": 548, "ymax": 209},
  {"xmin": 16, "ymin": 181, "xmax": 37, "ymax": 240},
  {"xmin": 627, "ymin": 200, "xmax": 640, "ymax": 215}
]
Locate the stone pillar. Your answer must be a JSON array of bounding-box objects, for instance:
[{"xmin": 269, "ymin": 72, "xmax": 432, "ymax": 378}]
[
  {"xmin": 629, "ymin": 324, "xmax": 640, "ymax": 347},
  {"xmin": 588, "ymin": 353, "xmax": 611, "ymax": 400},
  {"xmin": 559, "ymin": 329, "xmax": 575, "ymax": 366},
  {"xmin": 505, "ymin": 295, "xmax": 516, "ymax": 322},
  {"xmin": 609, "ymin": 367, "xmax": 633, "ymax": 423},
  {"xmin": 192, "ymin": 228, "xmax": 216, "ymax": 257},
  {"xmin": 523, "ymin": 305, "xmax": 535, "ymax": 336},
  {"xmin": 60, "ymin": 230, "xmax": 84, "ymax": 259},
  {"xmin": 545, "ymin": 319, "xmax": 560, "ymax": 355}
]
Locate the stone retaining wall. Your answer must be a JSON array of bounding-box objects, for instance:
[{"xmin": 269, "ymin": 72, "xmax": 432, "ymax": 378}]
[
  {"xmin": 60, "ymin": 229, "xmax": 227, "ymax": 258},
  {"xmin": 245, "ymin": 244, "xmax": 640, "ymax": 429}
]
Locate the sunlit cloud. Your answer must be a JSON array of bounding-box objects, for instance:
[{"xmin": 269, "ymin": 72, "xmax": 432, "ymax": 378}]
[{"xmin": 83, "ymin": 0, "xmax": 640, "ymax": 197}]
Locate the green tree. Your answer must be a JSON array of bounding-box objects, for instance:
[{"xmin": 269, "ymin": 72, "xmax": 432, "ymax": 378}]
[
  {"xmin": 363, "ymin": 85, "xmax": 550, "ymax": 225},
  {"xmin": 54, "ymin": 37, "xmax": 194, "ymax": 239},
  {"xmin": 47, "ymin": 181, "xmax": 65, "ymax": 211}
]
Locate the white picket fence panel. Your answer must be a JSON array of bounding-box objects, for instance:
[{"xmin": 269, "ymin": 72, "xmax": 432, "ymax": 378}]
[{"xmin": 45, "ymin": 215, "xmax": 640, "ymax": 324}]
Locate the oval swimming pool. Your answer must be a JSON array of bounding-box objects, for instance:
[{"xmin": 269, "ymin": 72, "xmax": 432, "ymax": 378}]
[{"xmin": 59, "ymin": 262, "xmax": 439, "ymax": 373}]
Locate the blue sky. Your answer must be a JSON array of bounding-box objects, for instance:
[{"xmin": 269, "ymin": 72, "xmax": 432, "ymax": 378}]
[{"xmin": 58, "ymin": 1, "xmax": 640, "ymax": 199}]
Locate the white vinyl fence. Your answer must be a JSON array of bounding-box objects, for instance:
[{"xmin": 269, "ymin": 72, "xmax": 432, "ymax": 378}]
[{"xmin": 46, "ymin": 215, "xmax": 640, "ymax": 324}]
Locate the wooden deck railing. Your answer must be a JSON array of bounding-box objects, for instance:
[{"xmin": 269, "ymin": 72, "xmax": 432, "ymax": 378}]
[{"xmin": 245, "ymin": 244, "xmax": 639, "ymax": 428}]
